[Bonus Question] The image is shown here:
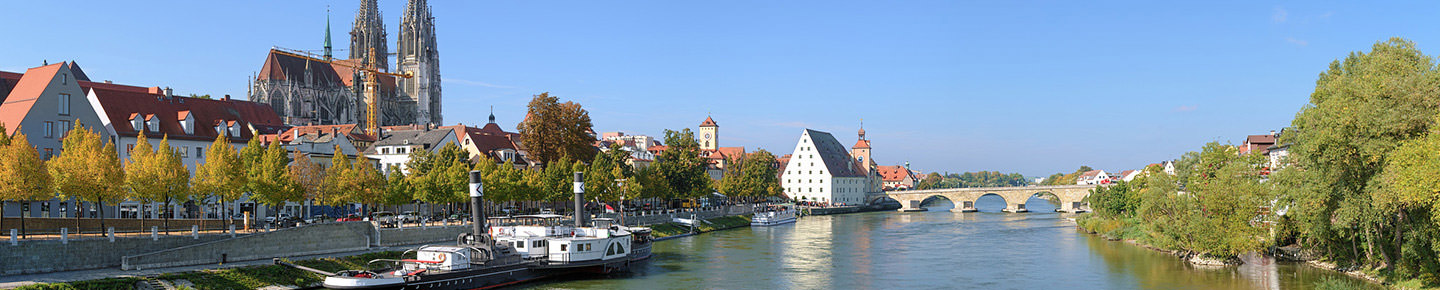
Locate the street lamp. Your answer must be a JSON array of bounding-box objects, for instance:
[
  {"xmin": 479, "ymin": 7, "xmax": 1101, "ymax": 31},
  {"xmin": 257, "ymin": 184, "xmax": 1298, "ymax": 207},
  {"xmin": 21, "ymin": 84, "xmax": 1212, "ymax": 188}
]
[{"xmin": 615, "ymin": 178, "xmax": 628, "ymax": 226}]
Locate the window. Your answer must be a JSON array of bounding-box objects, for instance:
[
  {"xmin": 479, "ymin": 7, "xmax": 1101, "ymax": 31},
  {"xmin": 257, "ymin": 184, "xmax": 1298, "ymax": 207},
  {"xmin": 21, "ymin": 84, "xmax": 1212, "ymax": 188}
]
[
  {"xmin": 61, "ymin": 73, "xmax": 68, "ymax": 85},
  {"xmin": 196, "ymin": 146, "xmax": 205, "ymax": 158},
  {"xmin": 44, "ymin": 121, "xmax": 54, "ymax": 138},
  {"xmin": 58, "ymin": 94, "xmax": 71, "ymax": 115},
  {"xmin": 560, "ymin": 244, "xmax": 567, "ymax": 251},
  {"xmin": 43, "ymin": 148, "xmax": 53, "ymax": 160},
  {"xmin": 179, "ymin": 147, "xmax": 189, "ymax": 158},
  {"xmin": 58, "ymin": 120, "xmax": 70, "ymax": 138},
  {"xmin": 127, "ymin": 144, "xmax": 134, "ymax": 154}
]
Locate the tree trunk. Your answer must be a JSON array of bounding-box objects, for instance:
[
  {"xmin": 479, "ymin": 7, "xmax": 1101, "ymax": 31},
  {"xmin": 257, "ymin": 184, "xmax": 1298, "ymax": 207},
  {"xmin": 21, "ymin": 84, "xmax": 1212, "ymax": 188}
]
[
  {"xmin": 163, "ymin": 197, "xmax": 172, "ymax": 235},
  {"xmin": 139, "ymin": 203, "xmax": 147, "ymax": 236},
  {"xmin": 98, "ymin": 200, "xmax": 106, "ymax": 237},
  {"xmin": 18, "ymin": 201, "xmax": 25, "ymax": 239},
  {"xmin": 1393, "ymin": 210, "xmax": 1406, "ymax": 269}
]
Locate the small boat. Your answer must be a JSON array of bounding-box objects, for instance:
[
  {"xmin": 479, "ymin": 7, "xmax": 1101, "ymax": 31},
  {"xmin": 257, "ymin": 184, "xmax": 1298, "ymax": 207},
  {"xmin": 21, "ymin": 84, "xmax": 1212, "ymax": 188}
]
[{"xmin": 751, "ymin": 204, "xmax": 797, "ymax": 226}]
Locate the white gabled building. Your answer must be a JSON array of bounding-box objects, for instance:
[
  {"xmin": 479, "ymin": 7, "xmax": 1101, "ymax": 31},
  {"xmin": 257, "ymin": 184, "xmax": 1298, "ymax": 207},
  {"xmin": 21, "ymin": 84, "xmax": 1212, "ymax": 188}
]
[{"xmin": 780, "ymin": 129, "xmax": 868, "ymax": 206}]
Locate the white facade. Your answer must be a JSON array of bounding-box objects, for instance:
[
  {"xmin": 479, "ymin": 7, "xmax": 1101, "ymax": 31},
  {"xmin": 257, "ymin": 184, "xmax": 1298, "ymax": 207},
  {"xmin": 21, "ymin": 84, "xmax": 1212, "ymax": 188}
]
[{"xmin": 779, "ymin": 129, "xmax": 867, "ymax": 206}]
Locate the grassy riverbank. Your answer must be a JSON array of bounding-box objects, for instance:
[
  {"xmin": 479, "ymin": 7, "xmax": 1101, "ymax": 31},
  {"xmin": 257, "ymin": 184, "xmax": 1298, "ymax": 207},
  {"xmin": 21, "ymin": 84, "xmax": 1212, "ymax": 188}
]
[
  {"xmin": 650, "ymin": 215, "xmax": 752, "ymax": 239},
  {"xmin": 15, "ymin": 251, "xmax": 403, "ymax": 290}
]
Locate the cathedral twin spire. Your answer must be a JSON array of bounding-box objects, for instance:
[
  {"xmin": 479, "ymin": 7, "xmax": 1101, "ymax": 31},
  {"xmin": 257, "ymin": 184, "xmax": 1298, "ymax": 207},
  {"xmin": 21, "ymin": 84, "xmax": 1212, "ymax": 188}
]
[{"xmin": 350, "ymin": 0, "xmax": 388, "ymax": 71}]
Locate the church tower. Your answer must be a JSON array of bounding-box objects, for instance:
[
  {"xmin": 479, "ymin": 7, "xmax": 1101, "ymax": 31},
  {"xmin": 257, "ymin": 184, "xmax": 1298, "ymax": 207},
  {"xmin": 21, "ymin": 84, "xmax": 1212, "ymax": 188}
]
[
  {"xmin": 397, "ymin": 0, "xmax": 443, "ymax": 126},
  {"xmin": 699, "ymin": 116, "xmax": 718, "ymax": 150},
  {"xmin": 350, "ymin": 0, "xmax": 388, "ymax": 71}
]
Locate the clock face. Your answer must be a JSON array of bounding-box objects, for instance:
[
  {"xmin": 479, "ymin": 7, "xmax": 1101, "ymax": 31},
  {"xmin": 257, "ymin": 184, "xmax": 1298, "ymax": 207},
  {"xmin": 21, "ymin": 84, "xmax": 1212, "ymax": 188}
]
[{"xmin": 704, "ymin": 133, "xmax": 711, "ymax": 139}]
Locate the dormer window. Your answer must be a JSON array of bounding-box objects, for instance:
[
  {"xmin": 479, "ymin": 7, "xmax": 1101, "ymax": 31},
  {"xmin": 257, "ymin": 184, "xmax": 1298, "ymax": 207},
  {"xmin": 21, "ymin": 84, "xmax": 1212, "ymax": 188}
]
[
  {"xmin": 130, "ymin": 113, "xmax": 143, "ymax": 131},
  {"xmin": 227, "ymin": 121, "xmax": 240, "ymax": 137},
  {"xmin": 215, "ymin": 120, "xmax": 227, "ymax": 136},
  {"xmin": 145, "ymin": 114, "xmax": 158, "ymax": 133},
  {"xmin": 178, "ymin": 111, "xmax": 193, "ymax": 135}
]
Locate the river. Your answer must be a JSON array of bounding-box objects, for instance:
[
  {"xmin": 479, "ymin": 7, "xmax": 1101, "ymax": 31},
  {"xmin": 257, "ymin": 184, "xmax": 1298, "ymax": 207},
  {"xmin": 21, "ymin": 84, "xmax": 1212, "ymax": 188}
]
[{"xmin": 516, "ymin": 196, "xmax": 1379, "ymax": 289}]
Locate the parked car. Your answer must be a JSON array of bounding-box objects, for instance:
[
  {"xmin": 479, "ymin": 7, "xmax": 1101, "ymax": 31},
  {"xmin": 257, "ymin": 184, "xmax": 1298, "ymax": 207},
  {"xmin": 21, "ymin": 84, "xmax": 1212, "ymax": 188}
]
[
  {"xmin": 371, "ymin": 212, "xmax": 397, "ymax": 227},
  {"xmin": 336, "ymin": 214, "xmax": 363, "ymax": 222},
  {"xmin": 398, "ymin": 211, "xmax": 421, "ymax": 223}
]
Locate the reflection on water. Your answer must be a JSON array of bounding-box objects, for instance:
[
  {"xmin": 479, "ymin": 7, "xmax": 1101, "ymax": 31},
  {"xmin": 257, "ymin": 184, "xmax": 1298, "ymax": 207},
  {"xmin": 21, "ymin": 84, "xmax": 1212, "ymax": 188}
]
[{"xmin": 518, "ymin": 196, "xmax": 1378, "ymax": 290}]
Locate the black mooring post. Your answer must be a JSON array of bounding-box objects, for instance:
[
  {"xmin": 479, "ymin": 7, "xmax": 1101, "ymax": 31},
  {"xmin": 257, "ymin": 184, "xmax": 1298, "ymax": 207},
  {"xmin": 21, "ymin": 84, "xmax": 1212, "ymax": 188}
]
[
  {"xmin": 469, "ymin": 170, "xmax": 485, "ymax": 242},
  {"xmin": 574, "ymin": 172, "xmax": 585, "ymax": 228}
]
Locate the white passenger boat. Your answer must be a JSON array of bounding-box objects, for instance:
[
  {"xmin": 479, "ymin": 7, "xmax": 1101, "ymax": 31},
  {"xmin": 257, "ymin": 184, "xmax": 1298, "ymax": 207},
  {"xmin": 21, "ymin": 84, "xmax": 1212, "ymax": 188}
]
[
  {"xmin": 279, "ymin": 171, "xmax": 650, "ymax": 290},
  {"xmin": 751, "ymin": 204, "xmax": 797, "ymax": 226}
]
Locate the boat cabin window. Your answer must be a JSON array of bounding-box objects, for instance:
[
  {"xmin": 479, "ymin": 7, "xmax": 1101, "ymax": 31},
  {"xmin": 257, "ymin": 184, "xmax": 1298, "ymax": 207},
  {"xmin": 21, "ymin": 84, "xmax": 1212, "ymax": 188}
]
[
  {"xmin": 560, "ymin": 244, "xmax": 567, "ymax": 251},
  {"xmin": 607, "ymin": 243, "xmax": 616, "ymax": 255},
  {"xmin": 516, "ymin": 241, "xmax": 525, "ymax": 249},
  {"xmin": 532, "ymin": 240, "xmax": 545, "ymax": 248}
]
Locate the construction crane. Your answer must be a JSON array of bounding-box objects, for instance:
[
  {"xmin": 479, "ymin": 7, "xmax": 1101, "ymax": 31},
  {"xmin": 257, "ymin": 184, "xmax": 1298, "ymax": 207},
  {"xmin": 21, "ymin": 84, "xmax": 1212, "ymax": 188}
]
[{"xmin": 269, "ymin": 46, "xmax": 412, "ymax": 138}]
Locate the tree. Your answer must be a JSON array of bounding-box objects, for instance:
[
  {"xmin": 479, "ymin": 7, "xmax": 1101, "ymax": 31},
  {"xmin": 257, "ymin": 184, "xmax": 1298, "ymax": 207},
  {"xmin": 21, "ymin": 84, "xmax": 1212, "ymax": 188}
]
[
  {"xmin": 49, "ymin": 122, "xmax": 124, "ymax": 234},
  {"xmin": 720, "ymin": 150, "xmax": 782, "ymax": 202},
  {"xmin": 349, "ymin": 152, "xmax": 387, "ymax": 214},
  {"xmin": 383, "ymin": 166, "xmax": 412, "ymax": 209},
  {"xmin": 516, "ymin": 92, "xmax": 597, "ymax": 165},
  {"xmin": 322, "ymin": 146, "xmax": 354, "ymax": 207},
  {"xmin": 288, "ymin": 150, "xmax": 325, "ymax": 218},
  {"xmin": 586, "ymin": 144, "xmax": 633, "ymax": 203},
  {"xmin": 0, "ymin": 128, "xmax": 53, "ymax": 238},
  {"xmin": 653, "ymin": 129, "xmax": 712, "ymax": 201},
  {"xmin": 124, "ymin": 133, "xmax": 157, "ymax": 230},
  {"xmin": 248, "ymin": 141, "xmax": 299, "ymax": 220},
  {"xmin": 129, "ymin": 135, "xmax": 191, "ymax": 233},
  {"xmin": 194, "ymin": 134, "xmax": 245, "ymax": 229},
  {"xmin": 235, "ymin": 135, "xmax": 266, "ymax": 224},
  {"xmin": 1283, "ymin": 38, "xmax": 1440, "ymax": 275}
]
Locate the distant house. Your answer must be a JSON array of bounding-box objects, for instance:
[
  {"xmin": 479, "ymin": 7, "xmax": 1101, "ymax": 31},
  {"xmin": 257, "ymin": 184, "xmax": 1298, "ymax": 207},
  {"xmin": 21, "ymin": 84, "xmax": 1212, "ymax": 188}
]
[
  {"xmin": 1161, "ymin": 160, "xmax": 1177, "ymax": 175},
  {"xmin": 1076, "ymin": 170, "xmax": 1112, "ymax": 185},
  {"xmin": 1240, "ymin": 131, "xmax": 1278, "ymax": 155},
  {"xmin": 877, "ymin": 165, "xmax": 917, "ymax": 190},
  {"xmin": 1119, "ymin": 170, "xmax": 1143, "ymax": 182},
  {"xmin": 367, "ymin": 127, "xmax": 459, "ymax": 175},
  {"xmin": 443, "ymin": 112, "xmax": 536, "ymax": 168},
  {"xmin": 1266, "ymin": 144, "xmax": 1290, "ymax": 170}
]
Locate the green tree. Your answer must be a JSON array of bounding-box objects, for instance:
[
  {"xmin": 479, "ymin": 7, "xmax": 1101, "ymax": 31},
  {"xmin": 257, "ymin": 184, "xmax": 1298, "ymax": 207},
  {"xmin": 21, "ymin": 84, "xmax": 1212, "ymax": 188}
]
[
  {"xmin": 383, "ymin": 166, "xmax": 412, "ymax": 208},
  {"xmin": 516, "ymin": 92, "xmax": 597, "ymax": 165},
  {"xmin": 721, "ymin": 150, "xmax": 782, "ymax": 202},
  {"xmin": 349, "ymin": 152, "xmax": 387, "ymax": 214},
  {"xmin": 322, "ymin": 147, "xmax": 354, "ymax": 207},
  {"xmin": 49, "ymin": 122, "xmax": 124, "ymax": 233},
  {"xmin": 235, "ymin": 135, "xmax": 266, "ymax": 223},
  {"xmin": 586, "ymin": 144, "xmax": 633, "ymax": 203},
  {"xmin": 248, "ymin": 141, "xmax": 299, "ymax": 220},
  {"xmin": 1283, "ymin": 38, "xmax": 1440, "ymax": 275},
  {"xmin": 653, "ymin": 129, "xmax": 711, "ymax": 202},
  {"xmin": 0, "ymin": 129, "xmax": 53, "ymax": 238},
  {"xmin": 193, "ymin": 134, "xmax": 245, "ymax": 229}
]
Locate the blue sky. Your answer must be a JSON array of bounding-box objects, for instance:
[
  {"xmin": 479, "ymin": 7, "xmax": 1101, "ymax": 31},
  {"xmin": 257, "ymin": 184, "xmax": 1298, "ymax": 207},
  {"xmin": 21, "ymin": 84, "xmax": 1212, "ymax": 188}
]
[{"xmin": 2, "ymin": 1, "xmax": 1435, "ymax": 177}]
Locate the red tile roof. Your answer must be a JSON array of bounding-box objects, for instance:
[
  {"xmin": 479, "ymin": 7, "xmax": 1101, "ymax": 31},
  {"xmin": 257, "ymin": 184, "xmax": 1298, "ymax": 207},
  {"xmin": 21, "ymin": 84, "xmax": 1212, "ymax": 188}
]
[
  {"xmin": 0, "ymin": 63, "xmax": 66, "ymax": 135},
  {"xmin": 278, "ymin": 124, "xmax": 374, "ymax": 143},
  {"xmin": 852, "ymin": 139, "xmax": 871, "ymax": 149},
  {"xmin": 699, "ymin": 116, "xmax": 717, "ymax": 127},
  {"xmin": 90, "ymin": 83, "xmax": 284, "ymax": 142},
  {"xmin": 876, "ymin": 165, "xmax": 913, "ymax": 182},
  {"xmin": 443, "ymin": 124, "xmax": 527, "ymax": 164}
]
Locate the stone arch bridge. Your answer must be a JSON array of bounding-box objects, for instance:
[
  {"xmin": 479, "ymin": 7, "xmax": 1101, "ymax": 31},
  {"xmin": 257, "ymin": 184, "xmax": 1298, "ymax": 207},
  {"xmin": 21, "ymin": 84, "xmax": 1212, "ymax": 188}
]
[{"xmin": 871, "ymin": 184, "xmax": 1101, "ymax": 213}]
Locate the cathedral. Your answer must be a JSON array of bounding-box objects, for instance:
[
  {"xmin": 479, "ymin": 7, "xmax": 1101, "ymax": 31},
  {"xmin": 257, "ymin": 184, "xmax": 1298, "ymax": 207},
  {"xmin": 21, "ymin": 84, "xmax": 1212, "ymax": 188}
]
[{"xmin": 250, "ymin": 0, "xmax": 442, "ymax": 128}]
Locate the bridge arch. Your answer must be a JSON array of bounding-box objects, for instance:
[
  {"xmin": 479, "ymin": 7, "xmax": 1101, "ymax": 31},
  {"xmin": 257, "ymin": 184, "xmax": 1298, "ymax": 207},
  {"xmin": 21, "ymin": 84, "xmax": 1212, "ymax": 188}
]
[{"xmin": 881, "ymin": 185, "xmax": 1099, "ymax": 213}]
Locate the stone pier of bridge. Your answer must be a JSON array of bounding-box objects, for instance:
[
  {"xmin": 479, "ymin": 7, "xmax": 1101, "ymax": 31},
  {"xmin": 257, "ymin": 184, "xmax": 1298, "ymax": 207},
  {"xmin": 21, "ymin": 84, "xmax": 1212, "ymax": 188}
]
[{"xmin": 873, "ymin": 185, "xmax": 1099, "ymax": 213}]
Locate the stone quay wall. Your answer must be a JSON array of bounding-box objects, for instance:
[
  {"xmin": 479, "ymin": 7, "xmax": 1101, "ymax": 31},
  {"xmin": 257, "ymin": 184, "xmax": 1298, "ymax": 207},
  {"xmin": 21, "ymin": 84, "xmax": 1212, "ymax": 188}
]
[
  {"xmin": 2, "ymin": 234, "xmax": 229, "ymax": 275},
  {"xmin": 120, "ymin": 222, "xmax": 374, "ymax": 270}
]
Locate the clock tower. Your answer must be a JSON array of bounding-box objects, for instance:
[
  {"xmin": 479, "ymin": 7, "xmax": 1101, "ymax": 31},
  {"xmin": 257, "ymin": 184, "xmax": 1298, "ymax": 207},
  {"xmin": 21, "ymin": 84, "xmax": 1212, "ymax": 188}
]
[{"xmin": 699, "ymin": 116, "xmax": 718, "ymax": 150}]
